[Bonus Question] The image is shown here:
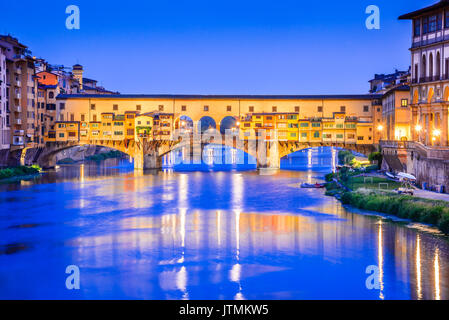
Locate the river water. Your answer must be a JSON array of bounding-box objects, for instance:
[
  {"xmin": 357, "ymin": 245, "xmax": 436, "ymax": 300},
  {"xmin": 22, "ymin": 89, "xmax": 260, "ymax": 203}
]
[{"xmin": 0, "ymin": 147, "xmax": 448, "ymax": 299}]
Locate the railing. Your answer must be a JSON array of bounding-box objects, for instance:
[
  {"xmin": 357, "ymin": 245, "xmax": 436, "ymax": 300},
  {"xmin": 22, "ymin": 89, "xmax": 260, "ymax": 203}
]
[
  {"xmin": 381, "ymin": 140, "xmax": 449, "ymax": 160},
  {"xmin": 412, "ymin": 34, "xmax": 449, "ymax": 48}
]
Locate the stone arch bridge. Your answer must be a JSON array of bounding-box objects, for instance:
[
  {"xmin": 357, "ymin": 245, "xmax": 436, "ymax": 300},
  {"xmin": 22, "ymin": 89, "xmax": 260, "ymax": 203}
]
[{"xmin": 36, "ymin": 133, "xmax": 376, "ymax": 169}]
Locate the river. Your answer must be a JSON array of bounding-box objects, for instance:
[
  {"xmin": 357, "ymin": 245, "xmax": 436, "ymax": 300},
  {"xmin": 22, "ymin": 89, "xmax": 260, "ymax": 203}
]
[{"xmin": 0, "ymin": 147, "xmax": 448, "ymax": 299}]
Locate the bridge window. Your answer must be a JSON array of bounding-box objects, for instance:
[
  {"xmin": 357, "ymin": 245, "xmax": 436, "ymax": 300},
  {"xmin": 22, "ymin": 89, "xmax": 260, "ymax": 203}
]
[
  {"xmin": 91, "ymin": 104, "xmax": 96, "ymax": 110},
  {"xmin": 340, "ymin": 106, "xmax": 346, "ymax": 112},
  {"xmin": 294, "ymin": 106, "xmax": 300, "ymax": 112},
  {"xmin": 81, "ymin": 114, "xmax": 85, "ymax": 122},
  {"xmin": 249, "ymin": 106, "xmax": 254, "ymax": 112},
  {"xmin": 336, "ymin": 134, "xmax": 343, "ymax": 139},
  {"xmin": 59, "ymin": 103, "xmax": 65, "ymax": 110},
  {"xmin": 136, "ymin": 105, "xmax": 141, "ymax": 111},
  {"xmin": 59, "ymin": 133, "xmax": 64, "ymax": 138},
  {"xmin": 127, "ymin": 129, "xmax": 134, "ymax": 135},
  {"xmin": 227, "ymin": 105, "xmax": 232, "ymax": 111},
  {"xmin": 93, "ymin": 115, "xmax": 97, "ymax": 121},
  {"xmin": 113, "ymin": 104, "xmax": 118, "ymax": 111},
  {"xmin": 290, "ymin": 132, "xmax": 297, "ymax": 137},
  {"xmin": 312, "ymin": 122, "xmax": 320, "ymax": 127},
  {"xmin": 317, "ymin": 106, "xmax": 323, "ymax": 112},
  {"xmin": 158, "ymin": 105, "xmax": 164, "ymax": 111},
  {"xmin": 70, "ymin": 114, "xmax": 74, "ymax": 121},
  {"xmin": 301, "ymin": 133, "xmax": 307, "ymax": 138},
  {"xmin": 272, "ymin": 106, "xmax": 277, "ymax": 112},
  {"xmin": 357, "ymin": 136, "xmax": 364, "ymax": 140},
  {"xmin": 300, "ymin": 123, "xmax": 309, "ymax": 127},
  {"xmin": 347, "ymin": 134, "xmax": 355, "ymax": 139},
  {"xmin": 313, "ymin": 131, "xmax": 319, "ymax": 138},
  {"xmin": 204, "ymin": 105, "xmax": 209, "ymax": 111},
  {"xmin": 68, "ymin": 132, "xmax": 76, "ymax": 137},
  {"xmin": 181, "ymin": 105, "xmax": 187, "ymax": 111},
  {"xmin": 363, "ymin": 105, "xmax": 369, "ymax": 112}
]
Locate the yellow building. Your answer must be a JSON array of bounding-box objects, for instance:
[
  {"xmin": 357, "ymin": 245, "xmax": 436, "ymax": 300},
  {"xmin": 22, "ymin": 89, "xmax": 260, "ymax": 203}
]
[{"xmin": 135, "ymin": 114, "xmax": 153, "ymax": 140}]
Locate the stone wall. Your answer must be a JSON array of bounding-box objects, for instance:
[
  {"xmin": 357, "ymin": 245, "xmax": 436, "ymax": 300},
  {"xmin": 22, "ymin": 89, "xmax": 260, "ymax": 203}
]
[{"xmin": 412, "ymin": 156, "xmax": 449, "ymax": 192}]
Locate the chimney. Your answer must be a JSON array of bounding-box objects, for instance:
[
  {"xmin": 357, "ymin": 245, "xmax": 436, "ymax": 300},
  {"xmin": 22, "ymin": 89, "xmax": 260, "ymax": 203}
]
[{"xmin": 72, "ymin": 64, "xmax": 83, "ymax": 90}]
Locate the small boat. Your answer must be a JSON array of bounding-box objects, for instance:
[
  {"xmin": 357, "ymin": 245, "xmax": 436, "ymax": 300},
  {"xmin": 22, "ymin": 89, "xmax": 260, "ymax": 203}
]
[
  {"xmin": 385, "ymin": 172, "xmax": 397, "ymax": 179},
  {"xmin": 301, "ymin": 182, "xmax": 325, "ymax": 189}
]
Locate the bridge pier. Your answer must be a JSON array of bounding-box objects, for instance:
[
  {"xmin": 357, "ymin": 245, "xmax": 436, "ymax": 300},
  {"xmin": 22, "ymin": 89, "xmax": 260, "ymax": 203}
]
[{"xmin": 134, "ymin": 151, "xmax": 162, "ymax": 170}]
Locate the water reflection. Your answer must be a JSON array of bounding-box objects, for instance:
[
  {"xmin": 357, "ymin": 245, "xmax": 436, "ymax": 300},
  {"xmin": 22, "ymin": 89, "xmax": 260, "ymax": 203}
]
[{"xmin": 0, "ymin": 154, "xmax": 448, "ymax": 299}]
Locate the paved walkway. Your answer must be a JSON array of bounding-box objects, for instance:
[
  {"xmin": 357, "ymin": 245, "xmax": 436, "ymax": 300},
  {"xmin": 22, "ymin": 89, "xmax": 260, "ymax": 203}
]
[{"xmin": 413, "ymin": 189, "xmax": 449, "ymax": 202}]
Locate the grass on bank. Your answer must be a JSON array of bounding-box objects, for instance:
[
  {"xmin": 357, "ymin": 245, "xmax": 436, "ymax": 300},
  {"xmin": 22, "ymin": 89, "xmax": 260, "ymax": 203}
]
[
  {"xmin": 0, "ymin": 165, "xmax": 41, "ymax": 180},
  {"xmin": 341, "ymin": 190, "xmax": 449, "ymax": 235}
]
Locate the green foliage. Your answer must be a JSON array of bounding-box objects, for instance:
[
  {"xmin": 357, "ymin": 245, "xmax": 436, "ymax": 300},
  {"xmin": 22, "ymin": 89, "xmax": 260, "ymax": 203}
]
[
  {"xmin": 338, "ymin": 150, "xmax": 355, "ymax": 165},
  {"xmin": 325, "ymin": 173, "xmax": 335, "ymax": 182},
  {"xmin": 368, "ymin": 152, "xmax": 382, "ymax": 169},
  {"xmin": 86, "ymin": 150, "xmax": 124, "ymax": 162},
  {"xmin": 0, "ymin": 165, "xmax": 41, "ymax": 180},
  {"xmin": 341, "ymin": 190, "xmax": 449, "ymax": 235}
]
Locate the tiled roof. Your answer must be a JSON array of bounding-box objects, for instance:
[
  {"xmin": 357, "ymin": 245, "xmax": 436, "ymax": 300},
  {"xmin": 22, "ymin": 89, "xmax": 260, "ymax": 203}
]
[{"xmin": 57, "ymin": 94, "xmax": 382, "ymax": 100}]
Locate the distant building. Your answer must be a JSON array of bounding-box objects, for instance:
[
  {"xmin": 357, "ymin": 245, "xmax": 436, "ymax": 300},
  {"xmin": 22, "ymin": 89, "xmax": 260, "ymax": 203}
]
[
  {"xmin": 381, "ymin": 85, "xmax": 412, "ymax": 141},
  {"xmin": 0, "ymin": 45, "xmax": 9, "ymax": 150},
  {"xmin": 0, "ymin": 35, "xmax": 38, "ymax": 150},
  {"xmin": 369, "ymin": 69, "xmax": 410, "ymax": 94}
]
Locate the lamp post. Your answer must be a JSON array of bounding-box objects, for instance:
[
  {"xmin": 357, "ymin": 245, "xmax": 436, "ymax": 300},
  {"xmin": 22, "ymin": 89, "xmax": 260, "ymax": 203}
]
[
  {"xmin": 433, "ymin": 128, "xmax": 441, "ymax": 146},
  {"xmin": 415, "ymin": 124, "xmax": 422, "ymax": 143},
  {"xmin": 377, "ymin": 124, "xmax": 384, "ymax": 142}
]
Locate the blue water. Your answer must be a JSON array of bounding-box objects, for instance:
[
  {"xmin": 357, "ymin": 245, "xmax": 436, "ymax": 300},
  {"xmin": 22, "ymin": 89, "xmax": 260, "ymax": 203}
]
[{"xmin": 0, "ymin": 148, "xmax": 448, "ymax": 299}]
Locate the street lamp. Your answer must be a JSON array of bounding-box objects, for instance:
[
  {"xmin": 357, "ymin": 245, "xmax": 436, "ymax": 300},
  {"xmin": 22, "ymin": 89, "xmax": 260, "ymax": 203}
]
[
  {"xmin": 377, "ymin": 125, "xmax": 384, "ymax": 141},
  {"xmin": 433, "ymin": 129, "xmax": 441, "ymax": 137}
]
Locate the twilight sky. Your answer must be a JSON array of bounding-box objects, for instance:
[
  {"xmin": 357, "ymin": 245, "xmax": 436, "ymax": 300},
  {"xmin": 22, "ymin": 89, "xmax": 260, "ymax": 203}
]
[{"xmin": 0, "ymin": 0, "xmax": 435, "ymax": 95}]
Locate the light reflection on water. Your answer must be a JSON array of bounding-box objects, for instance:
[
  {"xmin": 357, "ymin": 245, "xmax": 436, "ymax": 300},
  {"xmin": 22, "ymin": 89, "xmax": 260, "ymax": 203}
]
[{"xmin": 0, "ymin": 149, "xmax": 448, "ymax": 299}]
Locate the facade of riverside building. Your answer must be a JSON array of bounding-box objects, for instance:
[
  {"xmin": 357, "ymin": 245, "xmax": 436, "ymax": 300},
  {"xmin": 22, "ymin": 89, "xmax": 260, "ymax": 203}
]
[
  {"xmin": 0, "ymin": 45, "xmax": 9, "ymax": 150},
  {"xmin": 399, "ymin": 0, "xmax": 449, "ymax": 147},
  {"xmin": 51, "ymin": 94, "xmax": 382, "ymax": 145}
]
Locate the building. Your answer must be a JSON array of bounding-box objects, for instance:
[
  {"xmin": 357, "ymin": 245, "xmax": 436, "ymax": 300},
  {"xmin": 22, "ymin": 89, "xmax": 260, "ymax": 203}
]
[
  {"xmin": 369, "ymin": 69, "xmax": 410, "ymax": 94},
  {"xmin": 0, "ymin": 35, "xmax": 38, "ymax": 150},
  {"xmin": 0, "ymin": 45, "xmax": 9, "ymax": 150},
  {"xmin": 381, "ymin": 85, "xmax": 412, "ymax": 141},
  {"xmin": 399, "ymin": 0, "xmax": 449, "ymax": 146},
  {"xmin": 50, "ymin": 94, "xmax": 381, "ymax": 146}
]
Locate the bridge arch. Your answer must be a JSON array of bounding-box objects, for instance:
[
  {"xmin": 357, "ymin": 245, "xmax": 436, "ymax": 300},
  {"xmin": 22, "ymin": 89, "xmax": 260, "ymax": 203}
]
[
  {"xmin": 198, "ymin": 116, "xmax": 217, "ymax": 133},
  {"xmin": 174, "ymin": 115, "xmax": 194, "ymax": 132},
  {"xmin": 219, "ymin": 116, "xmax": 238, "ymax": 135},
  {"xmin": 37, "ymin": 141, "xmax": 139, "ymax": 169}
]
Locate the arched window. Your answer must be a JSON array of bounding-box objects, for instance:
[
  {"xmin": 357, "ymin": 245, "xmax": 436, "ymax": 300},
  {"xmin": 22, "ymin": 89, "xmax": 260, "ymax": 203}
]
[
  {"xmin": 49, "ymin": 91, "xmax": 54, "ymax": 99},
  {"xmin": 429, "ymin": 53, "xmax": 433, "ymax": 79},
  {"xmin": 436, "ymin": 51, "xmax": 441, "ymax": 79},
  {"xmin": 421, "ymin": 54, "xmax": 426, "ymax": 79}
]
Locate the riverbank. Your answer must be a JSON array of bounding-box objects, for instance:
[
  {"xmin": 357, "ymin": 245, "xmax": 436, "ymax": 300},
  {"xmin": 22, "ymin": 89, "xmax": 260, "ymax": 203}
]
[
  {"xmin": 0, "ymin": 165, "xmax": 41, "ymax": 181},
  {"xmin": 324, "ymin": 166, "xmax": 449, "ymax": 235}
]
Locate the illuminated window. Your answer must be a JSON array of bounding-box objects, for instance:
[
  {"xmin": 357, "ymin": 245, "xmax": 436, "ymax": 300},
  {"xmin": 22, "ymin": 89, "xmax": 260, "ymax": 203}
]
[{"xmin": 401, "ymin": 99, "xmax": 408, "ymax": 107}]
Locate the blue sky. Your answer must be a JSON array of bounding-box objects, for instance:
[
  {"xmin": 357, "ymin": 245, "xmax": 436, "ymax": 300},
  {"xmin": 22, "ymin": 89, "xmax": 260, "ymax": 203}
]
[{"xmin": 0, "ymin": 0, "xmax": 435, "ymax": 94}]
